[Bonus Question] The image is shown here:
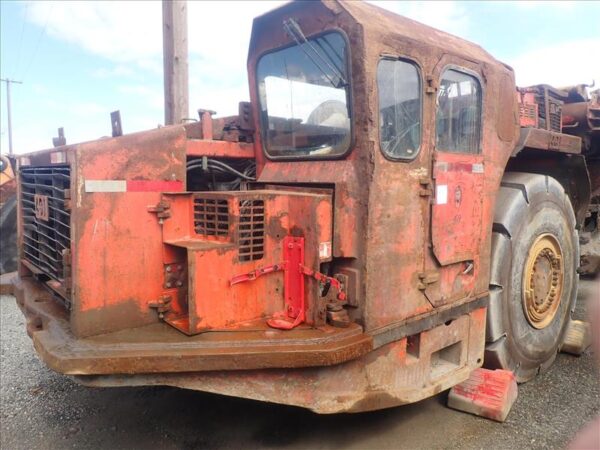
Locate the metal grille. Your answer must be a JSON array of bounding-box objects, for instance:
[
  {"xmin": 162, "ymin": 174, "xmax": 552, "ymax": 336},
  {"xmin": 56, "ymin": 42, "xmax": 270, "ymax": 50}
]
[
  {"xmin": 534, "ymin": 90, "xmax": 563, "ymax": 133},
  {"xmin": 547, "ymin": 99, "xmax": 562, "ymax": 132},
  {"xmin": 519, "ymin": 102, "xmax": 538, "ymax": 128},
  {"xmin": 238, "ymin": 200, "xmax": 265, "ymax": 262},
  {"xmin": 194, "ymin": 197, "xmax": 229, "ymax": 236},
  {"xmin": 589, "ymin": 104, "xmax": 600, "ymax": 131},
  {"xmin": 20, "ymin": 165, "xmax": 71, "ymax": 282}
]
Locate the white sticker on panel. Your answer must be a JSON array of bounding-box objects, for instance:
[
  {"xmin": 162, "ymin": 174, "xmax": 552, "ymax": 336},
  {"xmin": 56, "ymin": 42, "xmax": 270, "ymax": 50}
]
[
  {"xmin": 472, "ymin": 163, "xmax": 484, "ymax": 174},
  {"xmin": 84, "ymin": 180, "xmax": 127, "ymax": 193},
  {"xmin": 319, "ymin": 241, "xmax": 332, "ymax": 260},
  {"xmin": 436, "ymin": 184, "xmax": 448, "ymax": 205}
]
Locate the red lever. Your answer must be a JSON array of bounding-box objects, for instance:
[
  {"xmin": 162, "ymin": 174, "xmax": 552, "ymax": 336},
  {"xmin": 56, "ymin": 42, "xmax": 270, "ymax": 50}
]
[
  {"xmin": 230, "ymin": 236, "xmax": 345, "ymax": 330},
  {"xmin": 267, "ymin": 237, "xmax": 305, "ymax": 330},
  {"xmin": 230, "ymin": 263, "xmax": 286, "ymax": 286},
  {"xmin": 300, "ymin": 265, "xmax": 346, "ymax": 302}
]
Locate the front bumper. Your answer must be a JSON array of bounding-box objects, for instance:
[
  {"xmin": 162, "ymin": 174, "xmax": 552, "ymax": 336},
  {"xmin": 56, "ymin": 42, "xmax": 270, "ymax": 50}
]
[
  {"xmin": 14, "ymin": 275, "xmax": 487, "ymax": 413},
  {"xmin": 14, "ymin": 276, "xmax": 372, "ymax": 375}
]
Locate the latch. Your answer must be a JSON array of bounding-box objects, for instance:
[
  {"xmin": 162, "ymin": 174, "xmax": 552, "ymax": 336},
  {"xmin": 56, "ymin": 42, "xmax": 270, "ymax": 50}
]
[
  {"xmin": 299, "ymin": 265, "xmax": 346, "ymax": 302},
  {"xmin": 425, "ymin": 75, "xmax": 438, "ymax": 94},
  {"xmin": 230, "ymin": 236, "xmax": 346, "ymax": 330},
  {"xmin": 149, "ymin": 294, "xmax": 172, "ymax": 319},
  {"xmin": 148, "ymin": 200, "xmax": 171, "ymax": 224},
  {"xmin": 462, "ymin": 261, "xmax": 475, "ymax": 275},
  {"xmin": 417, "ymin": 271, "xmax": 440, "ymax": 290}
]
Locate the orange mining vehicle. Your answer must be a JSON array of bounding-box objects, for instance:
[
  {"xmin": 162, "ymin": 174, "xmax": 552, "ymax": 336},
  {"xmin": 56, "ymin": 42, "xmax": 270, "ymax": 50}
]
[{"xmin": 11, "ymin": 1, "xmax": 599, "ymax": 413}]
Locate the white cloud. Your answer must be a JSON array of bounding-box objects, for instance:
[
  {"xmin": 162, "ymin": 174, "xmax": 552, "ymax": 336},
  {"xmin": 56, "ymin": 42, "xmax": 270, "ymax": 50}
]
[
  {"xmin": 26, "ymin": 1, "xmax": 162, "ymax": 64},
  {"xmin": 25, "ymin": 1, "xmax": 282, "ymax": 69},
  {"xmin": 368, "ymin": 1, "xmax": 470, "ymax": 39},
  {"xmin": 509, "ymin": 38, "xmax": 600, "ymax": 88},
  {"xmin": 24, "ymin": 0, "xmax": 283, "ymax": 120}
]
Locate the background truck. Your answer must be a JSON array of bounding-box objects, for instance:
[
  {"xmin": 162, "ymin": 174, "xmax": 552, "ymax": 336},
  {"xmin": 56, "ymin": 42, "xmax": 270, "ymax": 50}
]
[{"xmin": 11, "ymin": 0, "xmax": 599, "ymax": 413}]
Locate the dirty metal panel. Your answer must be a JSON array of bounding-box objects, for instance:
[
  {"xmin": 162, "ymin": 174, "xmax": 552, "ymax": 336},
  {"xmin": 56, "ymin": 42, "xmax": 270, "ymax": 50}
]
[
  {"xmin": 161, "ymin": 190, "xmax": 332, "ymax": 335},
  {"xmin": 71, "ymin": 126, "xmax": 187, "ymax": 338},
  {"xmin": 185, "ymin": 139, "xmax": 255, "ymax": 159},
  {"xmin": 426, "ymin": 153, "xmax": 484, "ymax": 306},
  {"xmin": 431, "ymin": 154, "xmax": 485, "ymax": 266}
]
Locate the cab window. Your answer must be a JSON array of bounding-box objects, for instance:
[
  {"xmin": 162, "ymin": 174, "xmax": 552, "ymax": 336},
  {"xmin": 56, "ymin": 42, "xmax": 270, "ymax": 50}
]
[
  {"xmin": 436, "ymin": 69, "xmax": 482, "ymax": 154},
  {"xmin": 377, "ymin": 58, "xmax": 422, "ymax": 159},
  {"xmin": 257, "ymin": 31, "xmax": 351, "ymax": 159}
]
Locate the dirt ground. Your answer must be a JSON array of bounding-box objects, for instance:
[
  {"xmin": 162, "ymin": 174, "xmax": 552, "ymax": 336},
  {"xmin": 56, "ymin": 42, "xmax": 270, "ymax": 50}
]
[{"xmin": 1, "ymin": 279, "xmax": 598, "ymax": 450}]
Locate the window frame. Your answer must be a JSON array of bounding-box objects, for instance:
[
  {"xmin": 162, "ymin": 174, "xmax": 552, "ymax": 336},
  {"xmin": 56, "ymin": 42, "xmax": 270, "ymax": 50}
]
[
  {"xmin": 376, "ymin": 56, "xmax": 424, "ymax": 162},
  {"xmin": 434, "ymin": 65, "xmax": 484, "ymax": 155},
  {"xmin": 255, "ymin": 28, "xmax": 355, "ymax": 161}
]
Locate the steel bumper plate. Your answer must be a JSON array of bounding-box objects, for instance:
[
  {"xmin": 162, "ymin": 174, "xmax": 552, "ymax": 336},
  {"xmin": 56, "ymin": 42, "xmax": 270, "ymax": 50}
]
[{"xmin": 13, "ymin": 276, "xmax": 372, "ymax": 375}]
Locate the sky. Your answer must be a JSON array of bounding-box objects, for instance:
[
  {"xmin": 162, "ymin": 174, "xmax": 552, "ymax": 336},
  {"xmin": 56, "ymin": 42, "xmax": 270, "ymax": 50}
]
[{"xmin": 1, "ymin": 0, "xmax": 599, "ymax": 154}]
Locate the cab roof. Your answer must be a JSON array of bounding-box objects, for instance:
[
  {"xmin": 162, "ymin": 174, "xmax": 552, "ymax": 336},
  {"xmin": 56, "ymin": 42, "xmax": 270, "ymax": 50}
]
[{"xmin": 251, "ymin": 0, "xmax": 508, "ymax": 71}]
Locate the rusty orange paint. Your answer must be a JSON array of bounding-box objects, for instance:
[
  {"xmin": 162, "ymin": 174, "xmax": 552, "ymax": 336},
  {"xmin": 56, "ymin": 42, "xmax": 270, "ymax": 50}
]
[
  {"xmin": 186, "ymin": 139, "xmax": 255, "ymax": 159},
  {"xmin": 158, "ymin": 190, "xmax": 332, "ymax": 334},
  {"xmin": 17, "ymin": 0, "xmax": 592, "ymax": 414}
]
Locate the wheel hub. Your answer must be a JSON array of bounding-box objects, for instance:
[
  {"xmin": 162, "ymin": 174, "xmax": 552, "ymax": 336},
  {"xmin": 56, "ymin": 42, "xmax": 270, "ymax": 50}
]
[{"xmin": 523, "ymin": 234, "xmax": 564, "ymax": 329}]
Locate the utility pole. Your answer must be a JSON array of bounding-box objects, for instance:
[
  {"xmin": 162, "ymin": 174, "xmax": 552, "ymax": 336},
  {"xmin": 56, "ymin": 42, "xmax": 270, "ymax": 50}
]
[
  {"xmin": 1, "ymin": 78, "xmax": 22, "ymax": 155},
  {"xmin": 162, "ymin": 0, "xmax": 189, "ymax": 125}
]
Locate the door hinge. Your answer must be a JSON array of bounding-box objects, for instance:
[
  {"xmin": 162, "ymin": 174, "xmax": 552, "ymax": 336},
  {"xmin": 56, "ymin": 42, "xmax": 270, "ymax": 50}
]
[
  {"xmin": 148, "ymin": 200, "xmax": 171, "ymax": 224},
  {"xmin": 417, "ymin": 271, "xmax": 440, "ymax": 290},
  {"xmin": 419, "ymin": 177, "xmax": 433, "ymax": 197},
  {"xmin": 425, "ymin": 75, "xmax": 438, "ymax": 94}
]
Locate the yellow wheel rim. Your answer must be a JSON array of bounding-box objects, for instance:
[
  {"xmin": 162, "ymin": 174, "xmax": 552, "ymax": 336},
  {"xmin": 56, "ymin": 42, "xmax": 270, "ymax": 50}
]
[{"xmin": 522, "ymin": 233, "xmax": 564, "ymax": 329}]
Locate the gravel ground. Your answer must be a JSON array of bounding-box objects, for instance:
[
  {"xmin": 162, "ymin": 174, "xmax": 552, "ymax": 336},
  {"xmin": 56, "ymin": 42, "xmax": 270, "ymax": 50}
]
[{"xmin": 1, "ymin": 279, "xmax": 598, "ymax": 450}]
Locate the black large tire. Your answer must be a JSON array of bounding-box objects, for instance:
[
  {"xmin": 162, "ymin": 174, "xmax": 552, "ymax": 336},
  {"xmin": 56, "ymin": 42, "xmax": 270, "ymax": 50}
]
[
  {"xmin": 0, "ymin": 194, "xmax": 18, "ymax": 274},
  {"xmin": 485, "ymin": 172, "xmax": 578, "ymax": 382}
]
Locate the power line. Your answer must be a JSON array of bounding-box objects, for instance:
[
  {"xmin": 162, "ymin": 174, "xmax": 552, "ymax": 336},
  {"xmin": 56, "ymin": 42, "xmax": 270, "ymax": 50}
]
[
  {"xmin": 22, "ymin": 4, "xmax": 53, "ymax": 81},
  {"xmin": 14, "ymin": 1, "xmax": 30, "ymax": 77}
]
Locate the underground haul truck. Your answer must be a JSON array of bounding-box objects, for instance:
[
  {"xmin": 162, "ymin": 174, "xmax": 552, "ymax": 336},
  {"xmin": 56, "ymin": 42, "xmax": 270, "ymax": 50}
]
[{"xmin": 11, "ymin": 1, "xmax": 599, "ymax": 413}]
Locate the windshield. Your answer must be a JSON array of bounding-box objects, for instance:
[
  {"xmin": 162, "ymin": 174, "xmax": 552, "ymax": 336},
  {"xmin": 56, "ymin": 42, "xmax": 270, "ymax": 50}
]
[{"xmin": 257, "ymin": 31, "xmax": 351, "ymax": 158}]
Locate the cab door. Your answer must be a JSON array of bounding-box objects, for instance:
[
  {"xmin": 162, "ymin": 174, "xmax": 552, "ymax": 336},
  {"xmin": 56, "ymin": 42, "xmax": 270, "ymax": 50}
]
[{"xmin": 423, "ymin": 63, "xmax": 485, "ymax": 307}]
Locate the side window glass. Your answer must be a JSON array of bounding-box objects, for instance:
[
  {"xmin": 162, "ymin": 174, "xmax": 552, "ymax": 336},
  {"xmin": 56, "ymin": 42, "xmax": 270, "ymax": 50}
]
[
  {"xmin": 377, "ymin": 59, "xmax": 421, "ymax": 159},
  {"xmin": 436, "ymin": 69, "xmax": 482, "ymax": 154}
]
